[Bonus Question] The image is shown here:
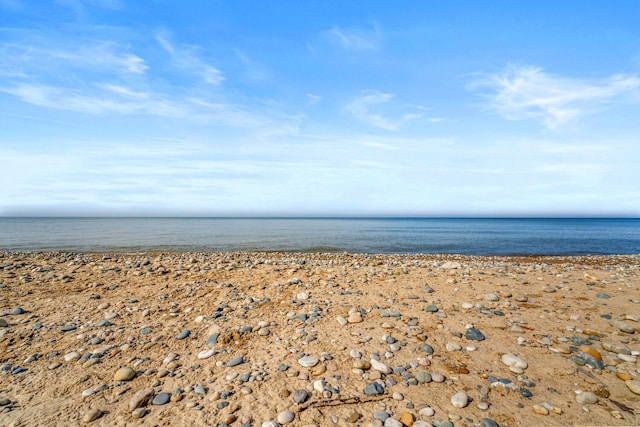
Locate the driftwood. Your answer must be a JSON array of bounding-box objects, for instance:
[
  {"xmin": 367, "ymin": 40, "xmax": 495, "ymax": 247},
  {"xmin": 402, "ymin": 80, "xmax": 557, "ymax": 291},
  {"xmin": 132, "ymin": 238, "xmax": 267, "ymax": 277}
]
[{"xmin": 295, "ymin": 395, "xmax": 387, "ymax": 413}]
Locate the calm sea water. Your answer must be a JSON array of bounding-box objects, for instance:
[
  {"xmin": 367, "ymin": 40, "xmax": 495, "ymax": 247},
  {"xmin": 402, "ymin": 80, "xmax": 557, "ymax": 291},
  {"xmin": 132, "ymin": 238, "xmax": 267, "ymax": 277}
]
[{"xmin": 0, "ymin": 217, "xmax": 638, "ymax": 255}]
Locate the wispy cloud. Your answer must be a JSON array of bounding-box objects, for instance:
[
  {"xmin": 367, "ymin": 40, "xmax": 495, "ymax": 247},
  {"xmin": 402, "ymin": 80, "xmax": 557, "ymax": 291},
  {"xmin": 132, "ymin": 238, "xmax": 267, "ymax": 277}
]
[
  {"xmin": 469, "ymin": 65, "xmax": 640, "ymax": 129},
  {"xmin": 320, "ymin": 22, "xmax": 381, "ymax": 51},
  {"xmin": 345, "ymin": 91, "xmax": 423, "ymax": 130},
  {"xmin": 156, "ymin": 33, "xmax": 224, "ymax": 85}
]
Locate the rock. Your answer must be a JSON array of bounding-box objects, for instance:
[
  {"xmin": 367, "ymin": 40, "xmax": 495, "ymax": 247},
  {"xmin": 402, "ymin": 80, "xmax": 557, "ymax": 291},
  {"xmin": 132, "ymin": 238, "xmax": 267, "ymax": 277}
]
[
  {"xmin": 370, "ymin": 358, "xmax": 391, "ymax": 374},
  {"xmin": 298, "ymin": 355, "xmax": 319, "ymax": 367},
  {"xmin": 347, "ymin": 312, "xmax": 363, "ymax": 323},
  {"xmin": 0, "ymin": 398, "xmax": 11, "ymax": 406},
  {"xmin": 293, "ymin": 389, "xmax": 309, "ymax": 404},
  {"xmin": 532, "ymin": 403, "xmax": 549, "ymax": 415},
  {"xmin": 277, "ymin": 410, "xmax": 295, "ymax": 424},
  {"xmin": 446, "ymin": 342, "xmax": 462, "ymax": 351},
  {"xmin": 384, "ymin": 418, "xmax": 403, "ymax": 427},
  {"xmin": 82, "ymin": 408, "xmax": 102, "ymax": 423},
  {"xmin": 129, "ymin": 388, "xmax": 155, "ymax": 410},
  {"xmin": 431, "ymin": 372, "xmax": 445, "ymax": 383},
  {"xmin": 114, "ymin": 366, "xmax": 136, "ymax": 381},
  {"xmin": 415, "ymin": 371, "xmax": 431, "ymax": 383},
  {"xmin": 364, "ymin": 382, "xmax": 385, "ymax": 395},
  {"xmin": 465, "ymin": 327, "xmax": 485, "ymax": 341},
  {"xmin": 226, "ymin": 356, "xmax": 245, "ymax": 367},
  {"xmin": 501, "ymin": 353, "xmax": 528, "ymax": 370},
  {"xmin": 0, "ymin": 318, "xmax": 8, "ymax": 327},
  {"xmin": 11, "ymin": 307, "xmax": 25, "ymax": 315},
  {"xmin": 484, "ymin": 293, "xmax": 499, "ymax": 301},
  {"xmin": 399, "ymin": 412, "xmax": 415, "ymax": 425},
  {"xmin": 152, "ymin": 392, "xmax": 171, "ymax": 405},
  {"xmin": 613, "ymin": 321, "xmax": 635, "ymax": 334},
  {"xmin": 625, "ymin": 380, "xmax": 640, "ymax": 395},
  {"xmin": 576, "ymin": 391, "xmax": 598, "ymax": 405},
  {"xmin": 418, "ymin": 406, "xmax": 434, "ymax": 417},
  {"xmin": 480, "ymin": 418, "xmax": 499, "ymax": 427},
  {"xmin": 336, "ymin": 316, "xmax": 348, "ymax": 325},
  {"xmin": 451, "ymin": 391, "xmax": 469, "ymax": 408},
  {"xmin": 131, "ymin": 408, "xmax": 147, "ymax": 419},
  {"xmin": 176, "ymin": 329, "xmax": 191, "ymax": 340},
  {"xmin": 64, "ymin": 352, "xmax": 81, "ymax": 362},
  {"xmin": 197, "ymin": 349, "xmax": 215, "ymax": 359}
]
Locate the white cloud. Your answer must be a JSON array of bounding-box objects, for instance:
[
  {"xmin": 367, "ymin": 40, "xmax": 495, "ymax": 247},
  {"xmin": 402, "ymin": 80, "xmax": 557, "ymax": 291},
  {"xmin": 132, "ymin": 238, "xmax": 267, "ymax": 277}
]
[
  {"xmin": 156, "ymin": 33, "xmax": 224, "ymax": 85},
  {"xmin": 345, "ymin": 91, "xmax": 423, "ymax": 130},
  {"xmin": 320, "ymin": 23, "xmax": 381, "ymax": 51},
  {"xmin": 470, "ymin": 65, "xmax": 640, "ymax": 129}
]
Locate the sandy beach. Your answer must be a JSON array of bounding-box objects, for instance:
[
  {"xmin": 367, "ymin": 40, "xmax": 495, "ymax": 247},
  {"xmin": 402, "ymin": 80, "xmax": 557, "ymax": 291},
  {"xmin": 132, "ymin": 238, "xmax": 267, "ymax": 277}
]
[{"xmin": 1, "ymin": 251, "xmax": 639, "ymax": 426}]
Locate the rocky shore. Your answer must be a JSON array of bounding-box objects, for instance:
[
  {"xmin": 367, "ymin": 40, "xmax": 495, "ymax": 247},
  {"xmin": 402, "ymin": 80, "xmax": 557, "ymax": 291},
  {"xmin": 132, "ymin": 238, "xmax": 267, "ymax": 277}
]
[{"xmin": 1, "ymin": 251, "xmax": 639, "ymax": 426}]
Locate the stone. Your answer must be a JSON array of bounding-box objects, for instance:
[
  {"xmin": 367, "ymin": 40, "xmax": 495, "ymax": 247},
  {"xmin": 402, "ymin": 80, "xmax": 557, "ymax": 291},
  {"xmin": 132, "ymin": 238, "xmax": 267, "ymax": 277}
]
[
  {"xmin": 197, "ymin": 349, "xmax": 215, "ymax": 359},
  {"xmin": 501, "ymin": 353, "xmax": 527, "ymax": 370},
  {"xmin": 0, "ymin": 318, "xmax": 8, "ymax": 327},
  {"xmin": 293, "ymin": 389, "xmax": 309, "ymax": 404},
  {"xmin": 364, "ymin": 382, "xmax": 385, "ymax": 395},
  {"xmin": 277, "ymin": 410, "xmax": 295, "ymax": 424},
  {"xmin": 226, "ymin": 356, "xmax": 245, "ymax": 367},
  {"xmin": 176, "ymin": 329, "xmax": 191, "ymax": 340},
  {"xmin": 625, "ymin": 380, "xmax": 640, "ymax": 395},
  {"xmin": 152, "ymin": 392, "xmax": 171, "ymax": 405},
  {"xmin": 11, "ymin": 307, "xmax": 25, "ymax": 315},
  {"xmin": 399, "ymin": 412, "xmax": 415, "ymax": 426},
  {"xmin": 298, "ymin": 355, "xmax": 319, "ymax": 367},
  {"xmin": 532, "ymin": 404, "xmax": 549, "ymax": 415},
  {"xmin": 465, "ymin": 327, "xmax": 485, "ymax": 341},
  {"xmin": 114, "ymin": 367, "xmax": 136, "ymax": 381},
  {"xmin": 415, "ymin": 371, "xmax": 431, "ymax": 383},
  {"xmin": 384, "ymin": 418, "xmax": 403, "ymax": 427},
  {"xmin": 613, "ymin": 321, "xmax": 635, "ymax": 334},
  {"xmin": 131, "ymin": 408, "xmax": 147, "ymax": 419},
  {"xmin": 82, "ymin": 408, "xmax": 102, "ymax": 423},
  {"xmin": 129, "ymin": 388, "xmax": 155, "ymax": 410},
  {"xmin": 370, "ymin": 358, "xmax": 391, "ymax": 374},
  {"xmin": 576, "ymin": 391, "xmax": 598, "ymax": 405},
  {"xmin": 347, "ymin": 312, "xmax": 363, "ymax": 323},
  {"xmin": 451, "ymin": 391, "xmax": 469, "ymax": 408},
  {"xmin": 480, "ymin": 418, "xmax": 499, "ymax": 427}
]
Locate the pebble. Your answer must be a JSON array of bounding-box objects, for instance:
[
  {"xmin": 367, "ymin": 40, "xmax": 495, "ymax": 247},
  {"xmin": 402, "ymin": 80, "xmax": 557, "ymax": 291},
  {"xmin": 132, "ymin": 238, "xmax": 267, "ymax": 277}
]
[
  {"xmin": 575, "ymin": 391, "xmax": 598, "ymax": 405},
  {"xmin": 364, "ymin": 382, "xmax": 385, "ymax": 395},
  {"xmin": 501, "ymin": 353, "xmax": 528, "ymax": 371},
  {"xmin": 131, "ymin": 408, "xmax": 147, "ymax": 418},
  {"xmin": 152, "ymin": 392, "xmax": 171, "ymax": 405},
  {"xmin": 625, "ymin": 380, "xmax": 640, "ymax": 395},
  {"xmin": 82, "ymin": 408, "xmax": 102, "ymax": 423},
  {"xmin": 370, "ymin": 358, "xmax": 391, "ymax": 374},
  {"xmin": 298, "ymin": 355, "xmax": 319, "ymax": 367},
  {"xmin": 226, "ymin": 356, "xmax": 245, "ymax": 367},
  {"xmin": 129, "ymin": 388, "xmax": 155, "ymax": 410},
  {"xmin": 465, "ymin": 327, "xmax": 485, "ymax": 341},
  {"xmin": 0, "ymin": 318, "xmax": 8, "ymax": 327},
  {"xmin": 451, "ymin": 391, "xmax": 469, "ymax": 408},
  {"xmin": 197, "ymin": 349, "xmax": 215, "ymax": 359},
  {"xmin": 114, "ymin": 366, "xmax": 136, "ymax": 381},
  {"xmin": 176, "ymin": 329, "xmax": 191, "ymax": 340},
  {"xmin": 11, "ymin": 307, "xmax": 25, "ymax": 315},
  {"xmin": 277, "ymin": 410, "xmax": 295, "ymax": 424},
  {"xmin": 293, "ymin": 389, "xmax": 309, "ymax": 404}
]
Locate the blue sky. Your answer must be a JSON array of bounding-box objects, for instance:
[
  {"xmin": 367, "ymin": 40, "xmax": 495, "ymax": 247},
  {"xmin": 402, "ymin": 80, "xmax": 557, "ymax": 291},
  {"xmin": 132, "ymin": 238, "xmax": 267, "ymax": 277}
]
[{"xmin": 1, "ymin": 1, "xmax": 639, "ymax": 216}]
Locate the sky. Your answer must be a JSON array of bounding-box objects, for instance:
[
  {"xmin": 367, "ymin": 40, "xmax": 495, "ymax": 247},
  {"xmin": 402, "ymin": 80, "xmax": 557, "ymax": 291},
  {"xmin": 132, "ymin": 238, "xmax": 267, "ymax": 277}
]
[{"xmin": 1, "ymin": 1, "xmax": 639, "ymax": 217}]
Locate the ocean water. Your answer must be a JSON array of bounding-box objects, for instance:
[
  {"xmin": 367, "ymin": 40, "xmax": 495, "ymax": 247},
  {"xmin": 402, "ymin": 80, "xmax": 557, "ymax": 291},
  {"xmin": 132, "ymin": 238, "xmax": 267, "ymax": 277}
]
[{"xmin": 0, "ymin": 217, "xmax": 638, "ymax": 255}]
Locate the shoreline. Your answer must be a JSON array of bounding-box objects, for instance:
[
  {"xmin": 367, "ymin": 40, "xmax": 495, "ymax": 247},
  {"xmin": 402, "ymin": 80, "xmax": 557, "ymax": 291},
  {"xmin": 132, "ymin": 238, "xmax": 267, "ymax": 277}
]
[{"xmin": 1, "ymin": 251, "xmax": 639, "ymax": 426}]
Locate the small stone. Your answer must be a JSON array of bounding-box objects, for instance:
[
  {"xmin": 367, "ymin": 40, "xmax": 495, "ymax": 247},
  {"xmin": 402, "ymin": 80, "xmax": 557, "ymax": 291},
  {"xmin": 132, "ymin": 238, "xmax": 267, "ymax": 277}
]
[
  {"xmin": 364, "ymin": 382, "xmax": 385, "ymax": 395},
  {"xmin": 431, "ymin": 372, "xmax": 445, "ymax": 383},
  {"xmin": 347, "ymin": 312, "xmax": 363, "ymax": 323},
  {"xmin": 465, "ymin": 327, "xmax": 485, "ymax": 341},
  {"xmin": 82, "ymin": 408, "xmax": 102, "ymax": 423},
  {"xmin": 532, "ymin": 404, "xmax": 549, "ymax": 415},
  {"xmin": 625, "ymin": 380, "xmax": 640, "ymax": 395},
  {"xmin": 613, "ymin": 321, "xmax": 635, "ymax": 334},
  {"xmin": 114, "ymin": 367, "xmax": 136, "ymax": 381},
  {"xmin": 480, "ymin": 418, "xmax": 499, "ymax": 427},
  {"xmin": 298, "ymin": 355, "xmax": 319, "ymax": 367},
  {"xmin": 197, "ymin": 349, "xmax": 215, "ymax": 359},
  {"xmin": 399, "ymin": 412, "xmax": 415, "ymax": 425},
  {"xmin": 418, "ymin": 406, "xmax": 434, "ymax": 417},
  {"xmin": 501, "ymin": 353, "xmax": 527, "ymax": 370},
  {"xmin": 226, "ymin": 356, "xmax": 245, "ymax": 367},
  {"xmin": 415, "ymin": 371, "xmax": 431, "ymax": 383},
  {"xmin": 131, "ymin": 408, "xmax": 147, "ymax": 419},
  {"xmin": 277, "ymin": 410, "xmax": 295, "ymax": 424},
  {"xmin": 152, "ymin": 392, "xmax": 171, "ymax": 405},
  {"xmin": 451, "ymin": 391, "xmax": 469, "ymax": 408},
  {"xmin": 129, "ymin": 388, "xmax": 155, "ymax": 410},
  {"xmin": 0, "ymin": 318, "xmax": 8, "ymax": 327},
  {"xmin": 11, "ymin": 307, "xmax": 25, "ymax": 315},
  {"xmin": 347, "ymin": 412, "xmax": 361, "ymax": 423},
  {"xmin": 576, "ymin": 391, "xmax": 598, "ymax": 405},
  {"xmin": 370, "ymin": 358, "xmax": 391, "ymax": 374},
  {"xmin": 293, "ymin": 389, "xmax": 309, "ymax": 404},
  {"xmin": 336, "ymin": 316, "xmax": 348, "ymax": 325},
  {"xmin": 176, "ymin": 329, "xmax": 191, "ymax": 340}
]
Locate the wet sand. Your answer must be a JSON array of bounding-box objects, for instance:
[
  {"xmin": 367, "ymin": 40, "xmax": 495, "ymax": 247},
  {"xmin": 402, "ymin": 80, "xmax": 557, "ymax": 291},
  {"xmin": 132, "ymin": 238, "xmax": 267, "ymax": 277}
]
[{"xmin": 1, "ymin": 251, "xmax": 639, "ymax": 426}]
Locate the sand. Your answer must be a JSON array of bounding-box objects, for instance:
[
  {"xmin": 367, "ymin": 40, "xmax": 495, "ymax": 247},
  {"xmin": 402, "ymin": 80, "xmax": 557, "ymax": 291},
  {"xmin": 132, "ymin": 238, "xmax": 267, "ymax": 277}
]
[{"xmin": 0, "ymin": 251, "xmax": 639, "ymax": 426}]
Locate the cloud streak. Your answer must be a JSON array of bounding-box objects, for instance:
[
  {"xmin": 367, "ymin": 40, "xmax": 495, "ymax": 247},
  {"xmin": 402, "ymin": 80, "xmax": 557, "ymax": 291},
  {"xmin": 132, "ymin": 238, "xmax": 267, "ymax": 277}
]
[
  {"xmin": 470, "ymin": 65, "xmax": 640, "ymax": 128},
  {"xmin": 345, "ymin": 91, "xmax": 423, "ymax": 130}
]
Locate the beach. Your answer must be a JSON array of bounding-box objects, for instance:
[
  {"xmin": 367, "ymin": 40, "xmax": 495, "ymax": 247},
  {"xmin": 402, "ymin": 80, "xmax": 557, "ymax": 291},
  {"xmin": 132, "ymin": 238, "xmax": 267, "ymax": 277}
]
[{"xmin": 1, "ymin": 251, "xmax": 639, "ymax": 426}]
